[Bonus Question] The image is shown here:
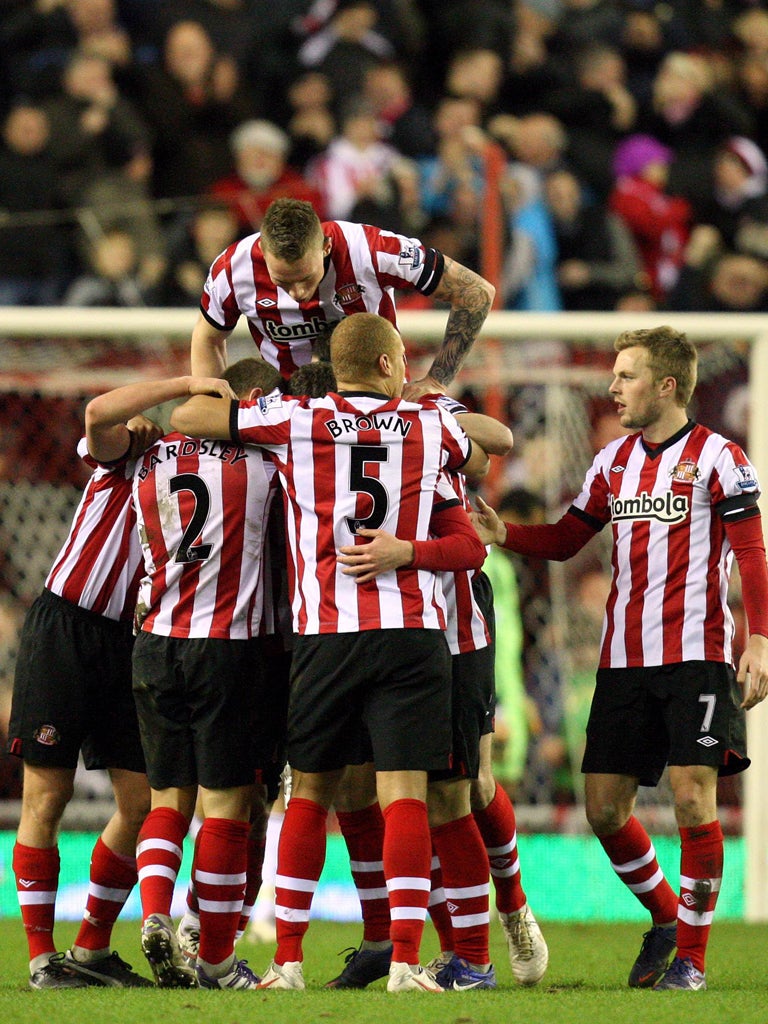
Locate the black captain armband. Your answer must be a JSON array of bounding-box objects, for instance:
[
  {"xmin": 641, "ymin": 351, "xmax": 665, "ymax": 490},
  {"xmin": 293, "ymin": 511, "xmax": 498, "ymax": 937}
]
[
  {"xmin": 415, "ymin": 248, "xmax": 445, "ymax": 296},
  {"xmin": 716, "ymin": 492, "xmax": 761, "ymax": 523}
]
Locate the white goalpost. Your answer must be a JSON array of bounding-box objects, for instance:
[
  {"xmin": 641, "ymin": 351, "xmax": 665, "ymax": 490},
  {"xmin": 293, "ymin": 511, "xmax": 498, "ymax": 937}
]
[{"xmin": 2, "ymin": 306, "xmax": 768, "ymax": 920}]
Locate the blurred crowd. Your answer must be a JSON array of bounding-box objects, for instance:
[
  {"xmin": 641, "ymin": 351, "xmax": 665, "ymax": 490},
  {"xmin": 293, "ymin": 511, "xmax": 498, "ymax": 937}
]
[{"xmin": 3, "ymin": 0, "xmax": 768, "ymax": 314}]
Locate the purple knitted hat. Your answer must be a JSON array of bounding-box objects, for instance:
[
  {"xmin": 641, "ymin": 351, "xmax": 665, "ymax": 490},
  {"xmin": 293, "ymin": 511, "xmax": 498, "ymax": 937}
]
[{"xmin": 612, "ymin": 134, "xmax": 673, "ymax": 178}]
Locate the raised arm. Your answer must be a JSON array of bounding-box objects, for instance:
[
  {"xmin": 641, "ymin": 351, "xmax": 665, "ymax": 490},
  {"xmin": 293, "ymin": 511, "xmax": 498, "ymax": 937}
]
[
  {"xmin": 86, "ymin": 376, "xmax": 235, "ymax": 462},
  {"xmin": 191, "ymin": 312, "xmax": 232, "ymax": 376},
  {"xmin": 170, "ymin": 393, "xmax": 236, "ymax": 440},
  {"xmin": 402, "ymin": 256, "xmax": 495, "ymax": 400}
]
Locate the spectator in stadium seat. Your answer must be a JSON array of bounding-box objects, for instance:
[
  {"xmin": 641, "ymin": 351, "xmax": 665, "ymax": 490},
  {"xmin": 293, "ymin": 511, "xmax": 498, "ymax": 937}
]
[
  {"xmin": 608, "ymin": 133, "xmax": 692, "ymax": 302},
  {"xmin": 362, "ymin": 61, "xmax": 436, "ymax": 160},
  {"xmin": 211, "ymin": 119, "xmax": 325, "ymax": 233},
  {"xmin": 0, "ymin": 103, "xmax": 67, "ymax": 306},
  {"xmin": 42, "ymin": 50, "xmax": 166, "ymax": 290},
  {"xmin": 154, "ymin": 202, "xmax": 240, "ymax": 307},
  {"xmin": 307, "ymin": 95, "xmax": 404, "ymax": 221},
  {"xmin": 544, "ymin": 167, "xmax": 645, "ymax": 310},
  {"xmin": 62, "ymin": 228, "xmax": 156, "ymax": 307},
  {"xmin": 121, "ymin": 19, "xmax": 258, "ymax": 200},
  {"xmin": 691, "ymin": 136, "xmax": 768, "ymax": 260},
  {"xmin": 294, "ymin": 0, "xmax": 396, "ymax": 100},
  {"xmin": 636, "ymin": 51, "xmax": 754, "ymax": 203},
  {"xmin": 283, "ymin": 71, "xmax": 337, "ymax": 171},
  {"xmin": 473, "ymin": 324, "xmax": 768, "ymax": 991}
]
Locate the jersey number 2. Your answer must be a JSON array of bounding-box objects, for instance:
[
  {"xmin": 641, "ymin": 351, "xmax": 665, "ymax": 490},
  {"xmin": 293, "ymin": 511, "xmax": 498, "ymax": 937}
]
[{"xmin": 171, "ymin": 474, "xmax": 212, "ymax": 563}]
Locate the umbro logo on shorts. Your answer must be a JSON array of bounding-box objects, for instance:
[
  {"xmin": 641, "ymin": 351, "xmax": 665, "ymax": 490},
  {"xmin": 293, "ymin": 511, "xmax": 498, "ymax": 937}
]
[{"xmin": 696, "ymin": 735, "xmax": 718, "ymax": 747}]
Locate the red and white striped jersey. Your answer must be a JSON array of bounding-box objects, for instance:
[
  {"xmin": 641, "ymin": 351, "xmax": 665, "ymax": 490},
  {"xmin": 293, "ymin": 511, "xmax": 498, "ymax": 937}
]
[
  {"xmin": 437, "ymin": 468, "xmax": 491, "ymax": 655},
  {"xmin": 45, "ymin": 438, "xmax": 142, "ymax": 622},
  {"xmin": 133, "ymin": 432, "xmax": 278, "ymax": 639},
  {"xmin": 200, "ymin": 220, "xmax": 444, "ymax": 378},
  {"xmin": 233, "ymin": 390, "xmax": 471, "ymax": 634},
  {"xmin": 570, "ymin": 421, "xmax": 760, "ymax": 668}
]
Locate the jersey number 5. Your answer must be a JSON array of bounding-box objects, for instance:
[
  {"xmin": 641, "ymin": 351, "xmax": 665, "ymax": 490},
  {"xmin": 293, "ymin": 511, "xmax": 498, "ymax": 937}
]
[{"xmin": 346, "ymin": 444, "xmax": 390, "ymax": 534}]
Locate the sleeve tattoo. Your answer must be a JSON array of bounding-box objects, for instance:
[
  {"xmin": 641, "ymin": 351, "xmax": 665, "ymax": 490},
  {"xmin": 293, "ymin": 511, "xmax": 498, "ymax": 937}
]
[{"xmin": 429, "ymin": 262, "xmax": 493, "ymax": 387}]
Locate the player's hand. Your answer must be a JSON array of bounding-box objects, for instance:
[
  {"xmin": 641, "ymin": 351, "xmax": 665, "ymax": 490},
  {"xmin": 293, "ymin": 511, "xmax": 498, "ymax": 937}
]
[
  {"xmin": 188, "ymin": 377, "xmax": 237, "ymax": 400},
  {"xmin": 338, "ymin": 529, "xmax": 414, "ymax": 582},
  {"xmin": 402, "ymin": 376, "xmax": 444, "ymax": 402},
  {"xmin": 738, "ymin": 634, "xmax": 768, "ymax": 709},
  {"xmin": 126, "ymin": 414, "xmax": 163, "ymax": 458},
  {"xmin": 470, "ymin": 496, "xmax": 506, "ymax": 546}
]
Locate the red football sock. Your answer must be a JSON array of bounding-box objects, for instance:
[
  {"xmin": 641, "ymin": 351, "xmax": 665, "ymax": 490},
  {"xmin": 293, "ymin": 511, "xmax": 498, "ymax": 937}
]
[
  {"xmin": 676, "ymin": 820, "xmax": 723, "ymax": 972},
  {"xmin": 13, "ymin": 842, "xmax": 59, "ymax": 961},
  {"xmin": 74, "ymin": 837, "xmax": 137, "ymax": 952},
  {"xmin": 137, "ymin": 807, "xmax": 189, "ymax": 920},
  {"xmin": 473, "ymin": 782, "xmax": 526, "ymax": 913},
  {"xmin": 195, "ymin": 817, "xmax": 249, "ymax": 967},
  {"xmin": 383, "ymin": 799, "xmax": 431, "ymax": 965},
  {"xmin": 598, "ymin": 816, "xmax": 678, "ymax": 923},
  {"xmin": 337, "ymin": 802, "xmax": 390, "ymax": 944},
  {"xmin": 427, "ymin": 848, "xmax": 454, "ymax": 953},
  {"xmin": 274, "ymin": 797, "xmax": 327, "ymax": 964},
  {"xmin": 431, "ymin": 814, "xmax": 490, "ymax": 964}
]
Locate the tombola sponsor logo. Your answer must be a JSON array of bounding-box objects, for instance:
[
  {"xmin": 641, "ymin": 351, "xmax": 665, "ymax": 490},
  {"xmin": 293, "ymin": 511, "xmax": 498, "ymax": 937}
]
[{"xmin": 610, "ymin": 490, "xmax": 689, "ymax": 524}]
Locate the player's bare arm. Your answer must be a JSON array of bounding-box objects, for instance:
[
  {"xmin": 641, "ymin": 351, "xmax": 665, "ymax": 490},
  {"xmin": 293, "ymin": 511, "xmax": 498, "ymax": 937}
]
[
  {"xmin": 171, "ymin": 392, "xmax": 235, "ymax": 440},
  {"xmin": 738, "ymin": 634, "xmax": 768, "ymax": 709},
  {"xmin": 456, "ymin": 412, "xmax": 513, "ymax": 458},
  {"xmin": 86, "ymin": 376, "xmax": 236, "ymax": 463},
  {"xmin": 402, "ymin": 257, "xmax": 495, "ymax": 400},
  {"xmin": 470, "ymin": 495, "xmax": 507, "ymax": 546},
  {"xmin": 190, "ymin": 312, "xmax": 232, "ymax": 376}
]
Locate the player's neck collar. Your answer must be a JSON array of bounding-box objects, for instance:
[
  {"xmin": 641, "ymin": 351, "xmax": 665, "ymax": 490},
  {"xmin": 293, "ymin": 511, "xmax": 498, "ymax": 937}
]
[{"xmin": 641, "ymin": 418, "xmax": 695, "ymax": 457}]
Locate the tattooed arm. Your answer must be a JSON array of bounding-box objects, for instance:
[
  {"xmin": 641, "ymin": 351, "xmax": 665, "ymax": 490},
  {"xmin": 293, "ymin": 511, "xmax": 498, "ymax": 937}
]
[{"xmin": 401, "ymin": 256, "xmax": 495, "ymax": 401}]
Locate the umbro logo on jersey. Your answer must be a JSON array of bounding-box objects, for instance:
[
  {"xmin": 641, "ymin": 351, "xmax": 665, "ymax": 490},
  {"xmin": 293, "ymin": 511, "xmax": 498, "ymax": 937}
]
[
  {"xmin": 447, "ymin": 901, "xmax": 459, "ymax": 914},
  {"xmin": 697, "ymin": 735, "xmax": 719, "ymax": 747},
  {"xmin": 610, "ymin": 465, "xmax": 625, "ymax": 473},
  {"xmin": 610, "ymin": 490, "xmax": 689, "ymax": 524},
  {"xmin": 257, "ymin": 298, "xmax": 276, "ymax": 307}
]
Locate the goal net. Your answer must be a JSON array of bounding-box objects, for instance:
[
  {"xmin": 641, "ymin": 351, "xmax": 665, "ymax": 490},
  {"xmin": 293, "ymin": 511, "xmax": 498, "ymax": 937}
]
[{"xmin": 1, "ymin": 308, "xmax": 768, "ymax": 919}]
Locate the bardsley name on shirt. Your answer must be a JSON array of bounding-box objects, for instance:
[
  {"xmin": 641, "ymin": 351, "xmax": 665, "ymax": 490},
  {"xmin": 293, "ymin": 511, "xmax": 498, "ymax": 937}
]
[{"xmin": 137, "ymin": 438, "xmax": 248, "ymax": 479}]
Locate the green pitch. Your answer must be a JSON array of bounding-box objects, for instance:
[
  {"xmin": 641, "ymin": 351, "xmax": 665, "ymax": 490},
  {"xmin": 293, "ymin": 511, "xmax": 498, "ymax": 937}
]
[{"xmin": 0, "ymin": 918, "xmax": 767, "ymax": 1024}]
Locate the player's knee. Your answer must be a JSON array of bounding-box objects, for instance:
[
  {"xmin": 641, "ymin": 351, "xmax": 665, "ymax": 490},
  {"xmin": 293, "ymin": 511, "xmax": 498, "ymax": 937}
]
[
  {"xmin": 469, "ymin": 768, "xmax": 496, "ymax": 811},
  {"xmin": 22, "ymin": 783, "xmax": 73, "ymax": 831},
  {"xmin": 585, "ymin": 799, "xmax": 627, "ymax": 837}
]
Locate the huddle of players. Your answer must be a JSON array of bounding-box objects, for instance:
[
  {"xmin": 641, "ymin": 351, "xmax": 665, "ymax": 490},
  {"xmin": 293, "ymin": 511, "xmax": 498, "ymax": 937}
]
[{"xmin": 9, "ymin": 200, "xmax": 552, "ymax": 992}]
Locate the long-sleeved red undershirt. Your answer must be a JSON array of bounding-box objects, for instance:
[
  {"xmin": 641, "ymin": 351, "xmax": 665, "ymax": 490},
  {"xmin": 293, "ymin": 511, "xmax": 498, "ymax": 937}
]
[
  {"xmin": 411, "ymin": 502, "xmax": 486, "ymax": 572},
  {"xmin": 503, "ymin": 509, "xmax": 768, "ymax": 638}
]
